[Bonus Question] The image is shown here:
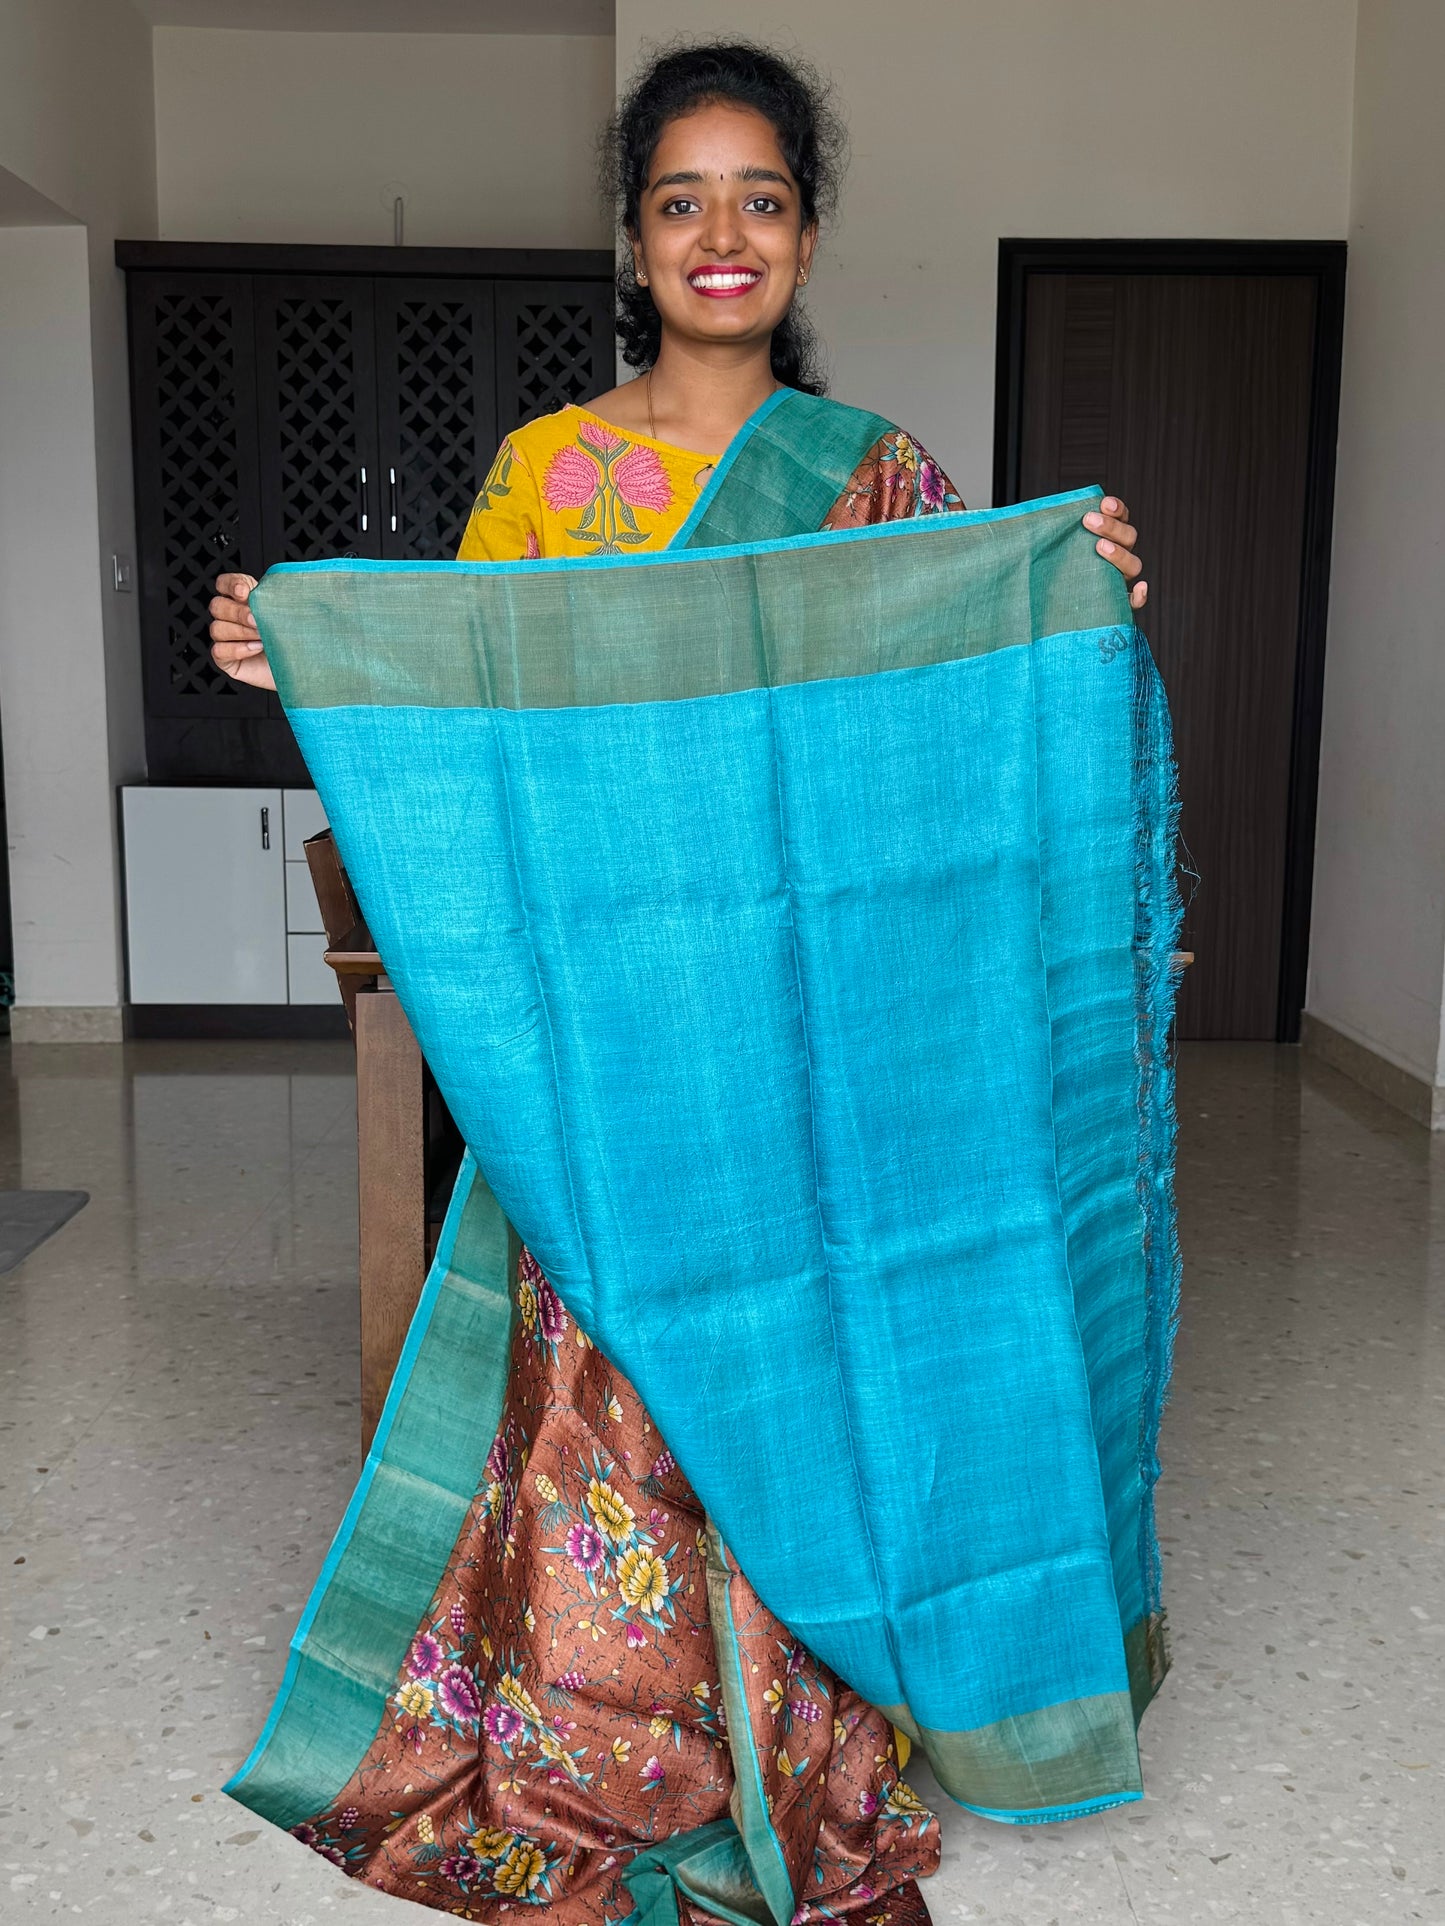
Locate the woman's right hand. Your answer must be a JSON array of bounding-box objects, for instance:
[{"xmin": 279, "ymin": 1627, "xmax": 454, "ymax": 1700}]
[{"xmin": 209, "ymin": 572, "xmax": 276, "ymax": 690}]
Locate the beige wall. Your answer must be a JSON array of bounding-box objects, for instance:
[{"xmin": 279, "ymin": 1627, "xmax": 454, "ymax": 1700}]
[
  {"xmin": 1307, "ymin": 0, "xmax": 1445, "ymax": 1096},
  {"xmin": 616, "ymin": 0, "xmax": 1357, "ymax": 502},
  {"xmin": 0, "ymin": 0, "xmax": 157, "ymax": 1034},
  {"xmin": 154, "ymin": 28, "xmax": 615, "ymax": 248}
]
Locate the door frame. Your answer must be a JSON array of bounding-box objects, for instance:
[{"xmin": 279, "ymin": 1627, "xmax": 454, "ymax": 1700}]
[{"xmin": 992, "ymin": 238, "xmax": 1346, "ymax": 1043}]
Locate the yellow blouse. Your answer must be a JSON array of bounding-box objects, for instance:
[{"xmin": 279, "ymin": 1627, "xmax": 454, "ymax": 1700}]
[{"xmin": 456, "ymin": 405, "xmax": 716, "ymax": 562}]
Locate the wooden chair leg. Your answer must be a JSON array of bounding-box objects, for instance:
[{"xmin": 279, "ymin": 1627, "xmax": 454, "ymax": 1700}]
[{"xmin": 354, "ymin": 985, "xmax": 427, "ymax": 1455}]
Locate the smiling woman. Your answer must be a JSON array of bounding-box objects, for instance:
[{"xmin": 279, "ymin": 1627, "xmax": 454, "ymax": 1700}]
[{"xmin": 210, "ymin": 39, "xmax": 1159, "ymax": 1926}]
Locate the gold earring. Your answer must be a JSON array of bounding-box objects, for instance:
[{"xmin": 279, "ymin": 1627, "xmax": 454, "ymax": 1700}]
[
  {"xmin": 798, "ymin": 270, "xmax": 809, "ymax": 285},
  {"xmin": 637, "ymin": 268, "xmax": 648, "ymax": 286}
]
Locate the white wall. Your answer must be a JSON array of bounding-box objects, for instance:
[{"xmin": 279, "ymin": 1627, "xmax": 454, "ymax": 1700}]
[
  {"xmin": 154, "ymin": 28, "xmax": 615, "ymax": 248},
  {"xmin": 0, "ymin": 0, "xmax": 157, "ymax": 1037},
  {"xmin": 1307, "ymin": 0, "xmax": 1445, "ymax": 1098},
  {"xmin": 616, "ymin": 0, "xmax": 1357, "ymax": 502}
]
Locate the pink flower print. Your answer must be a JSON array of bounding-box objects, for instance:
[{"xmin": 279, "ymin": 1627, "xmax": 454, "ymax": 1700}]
[
  {"xmin": 436, "ymin": 1663, "xmax": 482, "ymax": 1725},
  {"xmin": 338, "ymin": 1806, "xmax": 359, "ymax": 1831},
  {"xmin": 536, "ymin": 1278, "xmax": 568, "ymax": 1345},
  {"xmin": 542, "ymin": 443, "xmax": 602, "ymax": 512},
  {"xmin": 613, "ymin": 443, "xmax": 673, "ymax": 513},
  {"xmin": 449, "ymin": 1601, "xmax": 467, "ymax": 1641},
  {"xmin": 639, "ymin": 1755, "xmax": 666, "ymax": 1787},
  {"xmin": 523, "ymin": 529, "xmax": 540, "ymax": 559},
  {"xmin": 566, "ymin": 1522, "xmax": 606, "ymax": 1573},
  {"xmin": 577, "ymin": 416, "xmax": 626, "ymax": 454},
  {"xmin": 484, "ymin": 1701, "xmax": 524, "ymax": 1744},
  {"xmin": 857, "ymin": 1788, "xmax": 880, "ymax": 1818},
  {"xmin": 484, "ymin": 1434, "xmax": 508, "ymax": 1485},
  {"xmin": 790, "ymin": 1698, "xmax": 822, "ymax": 1724},
  {"xmin": 409, "ymin": 1632, "xmax": 443, "ymax": 1679},
  {"xmin": 440, "ymin": 1849, "xmax": 482, "ymax": 1883},
  {"xmin": 919, "ymin": 458, "xmax": 947, "ymax": 510},
  {"xmin": 650, "ymin": 1450, "xmax": 675, "ymax": 1482},
  {"xmin": 625, "ymin": 1621, "xmax": 647, "ymax": 1650},
  {"xmin": 555, "ymin": 1668, "xmax": 587, "ymax": 1691}
]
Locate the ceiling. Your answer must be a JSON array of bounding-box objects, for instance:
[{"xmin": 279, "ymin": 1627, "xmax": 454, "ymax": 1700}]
[{"xmin": 133, "ymin": 0, "xmax": 612, "ymax": 31}]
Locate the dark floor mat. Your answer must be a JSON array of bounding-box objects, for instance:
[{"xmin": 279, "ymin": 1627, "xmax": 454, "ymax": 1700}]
[{"xmin": 0, "ymin": 1190, "xmax": 89, "ymax": 1273}]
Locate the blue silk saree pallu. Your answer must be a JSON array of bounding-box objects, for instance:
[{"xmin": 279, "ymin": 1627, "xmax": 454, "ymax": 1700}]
[{"xmin": 224, "ymin": 423, "xmax": 1183, "ymax": 1860}]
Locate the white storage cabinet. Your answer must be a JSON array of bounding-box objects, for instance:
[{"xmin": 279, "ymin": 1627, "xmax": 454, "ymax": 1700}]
[{"xmin": 122, "ymin": 786, "xmax": 332, "ymax": 1005}]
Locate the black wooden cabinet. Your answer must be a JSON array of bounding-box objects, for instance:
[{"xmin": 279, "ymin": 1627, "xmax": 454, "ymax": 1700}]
[{"xmin": 121, "ymin": 243, "xmax": 615, "ymax": 782}]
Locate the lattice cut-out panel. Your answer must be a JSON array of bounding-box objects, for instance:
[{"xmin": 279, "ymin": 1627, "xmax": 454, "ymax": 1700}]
[
  {"xmin": 153, "ymin": 290, "xmax": 251, "ymax": 698},
  {"xmin": 391, "ymin": 298, "xmax": 479, "ymax": 560},
  {"xmin": 272, "ymin": 297, "xmax": 367, "ymax": 561},
  {"xmin": 509, "ymin": 301, "xmax": 602, "ymax": 424}
]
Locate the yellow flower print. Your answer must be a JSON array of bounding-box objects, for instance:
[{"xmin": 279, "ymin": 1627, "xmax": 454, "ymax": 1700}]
[
  {"xmin": 493, "ymin": 1840, "xmax": 546, "ymax": 1896},
  {"xmin": 416, "ymin": 1812, "xmax": 435, "ymax": 1845},
  {"xmin": 885, "ymin": 1779, "xmax": 929, "ymax": 1818},
  {"xmin": 517, "ymin": 1275, "xmax": 539, "ymax": 1332},
  {"xmin": 610, "ymin": 1736, "xmax": 632, "ymax": 1764},
  {"xmin": 537, "ymin": 1729, "xmax": 579, "ymax": 1776},
  {"xmin": 395, "ymin": 1681, "xmax": 434, "ymax": 1721},
  {"xmin": 472, "ymin": 1826, "xmax": 512, "ymax": 1858},
  {"xmin": 480, "ymin": 1634, "xmax": 494, "ymax": 1661},
  {"xmin": 520, "ymin": 1603, "xmax": 536, "ymax": 1634},
  {"xmin": 586, "ymin": 1478, "xmax": 635, "ymax": 1544},
  {"xmin": 648, "ymin": 1713, "xmax": 672, "ymax": 1739},
  {"xmin": 777, "ymin": 1747, "xmax": 796, "ymax": 1777},
  {"xmin": 763, "ymin": 1678, "xmax": 786, "ymax": 1715},
  {"xmin": 605, "ymin": 1393, "xmax": 623, "ymax": 1423},
  {"xmin": 484, "ymin": 1480, "xmax": 502, "ymax": 1520},
  {"xmin": 534, "ymin": 1472, "xmax": 559, "ymax": 1504},
  {"xmin": 616, "ymin": 1546, "xmax": 668, "ymax": 1615},
  {"xmin": 892, "ymin": 432, "xmax": 920, "ymax": 473},
  {"xmin": 689, "ymin": 1680, "xmax": 711, "ymax": 1704},
  {"xmin": 497, "ymin": 1672, "xmax": 542, "ymax": 1725},
  {"xmin": 833, "ymin": 1717, "xmax": 848, "ymax": 1745}
]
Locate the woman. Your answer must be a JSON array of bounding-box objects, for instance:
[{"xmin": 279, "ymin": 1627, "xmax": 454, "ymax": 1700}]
[{"xmin": 210, "ymin": 44, "xmax": 1149, "ymax": 1926}]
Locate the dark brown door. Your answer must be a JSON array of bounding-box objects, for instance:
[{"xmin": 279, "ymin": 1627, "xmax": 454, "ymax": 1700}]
[
  {"xmin": 998, "ymin": 246, "xmax": 1344, "ymax": 1040},
  {"xmin": 494, "ymin": 280, "xmax": 619, "ymax": 430},
  {"xmin": 375, "ymin": 279, "xmax": 498, "ymax": 561},
  {"xmin": 254, "ymin": 275, "xmax": 383, "ymax": 565}
]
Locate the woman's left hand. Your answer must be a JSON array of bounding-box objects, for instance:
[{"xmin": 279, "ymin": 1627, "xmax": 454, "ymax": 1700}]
[{"xmin": 1083, "ymin": 498, "xmax": 1148, "ymax": 610}]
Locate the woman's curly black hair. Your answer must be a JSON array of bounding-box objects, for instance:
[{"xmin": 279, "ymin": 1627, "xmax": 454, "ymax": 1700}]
[{"xmin": 603, "ymin": 41, "xmax": 846, "ymax": 395}]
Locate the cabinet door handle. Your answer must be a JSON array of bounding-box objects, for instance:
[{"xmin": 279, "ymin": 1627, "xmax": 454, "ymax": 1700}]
[
  {"xmin": 388, "ymin": 466, "xmax": 399, "ymax": 534},
  {"xmin": 260, "ymin": 805, "xmax": 271, "ymax": 851},
  {"xmin": 359, "ymin": 466, "xmax": 369, "ymax": 535}
]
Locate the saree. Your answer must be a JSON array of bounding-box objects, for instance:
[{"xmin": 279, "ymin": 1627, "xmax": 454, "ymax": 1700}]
[{"xmin": 223, "ymin": 390, "xmax": 1183, "ymax": 1924}]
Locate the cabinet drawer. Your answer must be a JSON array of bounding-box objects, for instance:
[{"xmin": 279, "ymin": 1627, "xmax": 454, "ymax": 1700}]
[
  {"xmin": 282, "ymin": 787, "xmax": 328, "ymax": 861},
  {"xmin": 285, "ymin": 860, "xmax": 325, "ymax": 934}
]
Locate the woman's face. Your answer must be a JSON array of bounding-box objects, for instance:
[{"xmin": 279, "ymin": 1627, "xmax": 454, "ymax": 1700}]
[{"xmin": 632, "ymin": 101, "xmax": 817, "ymax": 358}]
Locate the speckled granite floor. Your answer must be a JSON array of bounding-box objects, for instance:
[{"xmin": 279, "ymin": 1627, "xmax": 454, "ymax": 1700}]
[{"xmin": 0, "ymin": 1040, "xmax": 1440, "ymax": 1923}]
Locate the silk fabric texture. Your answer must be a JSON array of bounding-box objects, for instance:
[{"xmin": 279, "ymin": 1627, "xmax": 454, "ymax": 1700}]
[{"xmin": 223, "ymin": 391, "xmax": 1183, "ymax": 1924}]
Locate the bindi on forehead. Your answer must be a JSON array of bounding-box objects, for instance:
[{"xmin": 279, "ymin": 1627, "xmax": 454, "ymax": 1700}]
[{"xmin": 648, "ymin": 165, "xmax": 794, "ymax": 191}]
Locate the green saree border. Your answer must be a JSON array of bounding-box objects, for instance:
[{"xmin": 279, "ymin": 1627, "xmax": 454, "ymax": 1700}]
[
  {"xmin": 223, "ymin": 1154, "xmax": 517, "ymax": 1828},
  {"xmin": 701, "ymin": 1526, "xmax": 798, "ymax": 1926},
  {"xmin": 253, "ymin": 489, "xmax": 1130, "ymax": 716},
  {"xmin": 676, "ymin": 389, "xmax": 895, "ymax": 548}
]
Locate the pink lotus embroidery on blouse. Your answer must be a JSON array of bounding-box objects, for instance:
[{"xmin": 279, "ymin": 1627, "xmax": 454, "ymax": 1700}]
[{"xmin": 541, "ymin": 419, "xmax": 674, "ymax": 553}]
